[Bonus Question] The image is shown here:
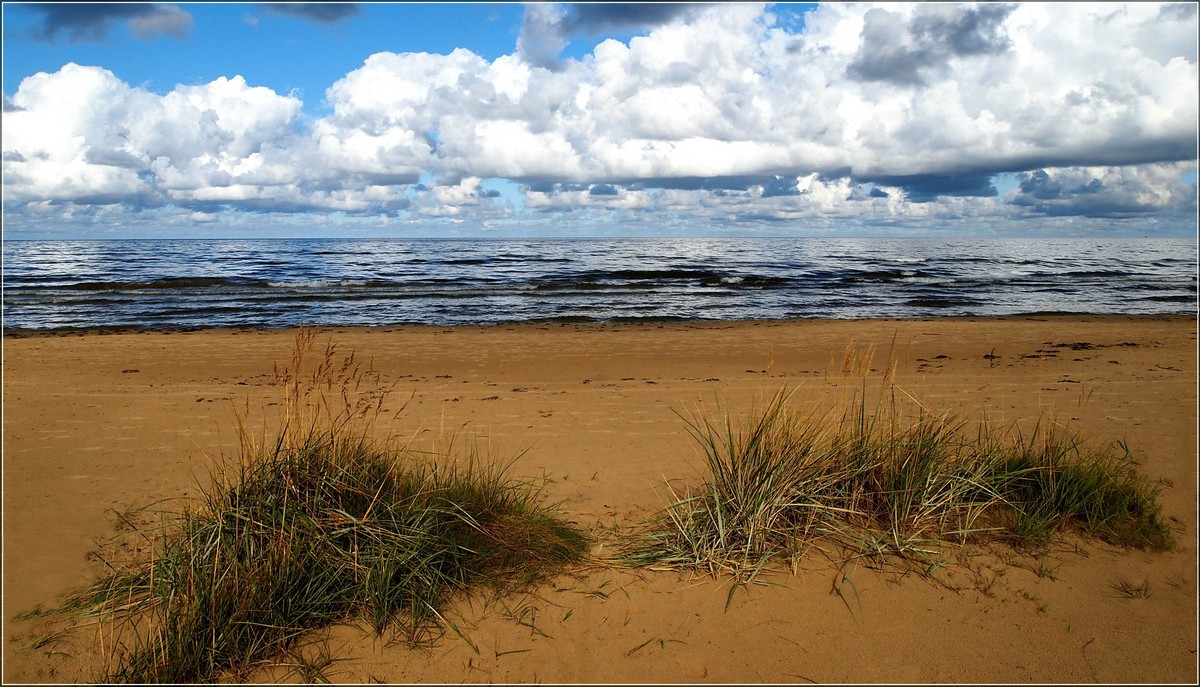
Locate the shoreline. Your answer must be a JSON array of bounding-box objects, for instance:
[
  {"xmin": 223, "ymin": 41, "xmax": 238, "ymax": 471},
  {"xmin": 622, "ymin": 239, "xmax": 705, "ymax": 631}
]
[
  {"xmin": 4, "ymin": 315, "xmax": 1196, "ymax": 683},
  {"xmin": 3, "ymin": 310, "xmax": 1195, "ymax": 338}
]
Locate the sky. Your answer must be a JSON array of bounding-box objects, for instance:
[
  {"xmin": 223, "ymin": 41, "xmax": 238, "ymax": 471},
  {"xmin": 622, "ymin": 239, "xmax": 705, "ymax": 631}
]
[{"xmin": 1, "ymin": 2, "xmax": 1198, "ymax": 239}]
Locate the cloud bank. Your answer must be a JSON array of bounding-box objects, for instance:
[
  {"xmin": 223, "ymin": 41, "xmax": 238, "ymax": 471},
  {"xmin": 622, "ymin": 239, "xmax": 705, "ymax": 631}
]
[{"xmin": 3, "ymin": 2, "xmax": 1197, "ymax": 236}]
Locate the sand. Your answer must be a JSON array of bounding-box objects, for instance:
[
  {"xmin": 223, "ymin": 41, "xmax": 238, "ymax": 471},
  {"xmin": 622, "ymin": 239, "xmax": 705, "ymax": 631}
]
[{"xmin": 3, "ymin": 315, "xmax": 1196, "ymax": 684}]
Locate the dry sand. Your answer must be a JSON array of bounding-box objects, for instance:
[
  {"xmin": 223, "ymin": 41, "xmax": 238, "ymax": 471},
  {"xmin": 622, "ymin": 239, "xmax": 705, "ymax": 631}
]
[{"xmin": 3, "ymin": 315, "xmax": 1196, "ymax": 684}]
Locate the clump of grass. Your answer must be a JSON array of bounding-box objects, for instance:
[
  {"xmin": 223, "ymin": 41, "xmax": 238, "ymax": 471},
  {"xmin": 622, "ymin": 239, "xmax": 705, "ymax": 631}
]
[
  {"xmin": 1110, "ymin": 577, "xmax": 1152, "ymax": 599},
  {"xmin": 992, "ymin": 433, "xmax": 1171, "ymax": 550},
  {"xmin": 58, "ymin": 329, "xmax": 588, "ymax": 683},
  {"xmin": 623, "ymin": 386, "xmax": 1172, "ymax": 582}
]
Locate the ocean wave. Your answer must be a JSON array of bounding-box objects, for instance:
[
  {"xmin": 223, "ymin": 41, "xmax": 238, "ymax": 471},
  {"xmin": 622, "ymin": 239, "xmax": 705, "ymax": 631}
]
[
  {"xmin": 267, "ymin": 279, "xmax": 374, "ymax": 289},
  {"xmin": 3, "ymin": 237, "xmax": 1195, "ymax": 331},
  {"xmin": 838, "ymin": 268, "xmax": 931, "ymax": 283},
  {"xmin": 64, "ymin": 277, "xmax": 268, "ymax": 291}
]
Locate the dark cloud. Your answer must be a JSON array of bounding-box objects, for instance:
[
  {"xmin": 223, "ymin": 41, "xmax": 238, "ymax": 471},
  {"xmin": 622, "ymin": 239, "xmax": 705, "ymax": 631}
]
[
  {"xmin": 1010, "ymin": 168, "xmax": 1198, "ymax": 219},
  {"xmin": 564, "ymin": 3, "xmax": 702, "ymax": 36},
  {"xmin": 732, "ymin": 212, "xmax": 791, "ymax": 224},
  {"xmin": 911, "ymin": 3, "xmax": 1014, "ymax": 57},
  {"xmin": 181, "ymin": 192, "xmax": 410, "ymax": 216},
  {"xmin": 533, "ymin": 175, "xmax": 845, "ymax": 199},
  {"xmin": 518, "ymin": 2, "xmax": 702, "ymax": 69},
  {"xmin": 84, "ymin": 148, "xmax": 146, "ymax": 169},
  {"xmin": 261, "ymin": 3, "xmax": 361, "ymax": 25},
  {"xmin": 529, "ymin": 178, "xmax": 758, "ymax": 195},
  {"xmin": 254, "ymin": 172, "xmax": 418, "ymax": 195},
  {"xmin": 70, "ymin": 189, "xmax": 167, "ymax": 208},
  {"xmin": 1016, "ymin": 170, "xmax": 1071, "ymax": 201},
  {"xmin": 999, "ymin": 136, "xmax": 1199, "ymax": 176},
  {"xmin": 862, "ymin": 173, "xmax": 998, "ymax": 203},
  {"xmin": 615, "ymin": 175, "xmax": 776, "ymax": 192},
  {"xmin": 848, "ymin": 4, "xmax": 1016, "ymax": 86},
  {"xmin": 23, "ymin": 3, "xmax": 192, "ymax": 42}
]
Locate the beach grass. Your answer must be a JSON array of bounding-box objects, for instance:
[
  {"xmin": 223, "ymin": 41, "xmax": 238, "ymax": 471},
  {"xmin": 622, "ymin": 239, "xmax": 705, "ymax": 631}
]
[
  {"xmin": 23, "ymin": 329, "xmax": 1179, "ymax": 681},
  {"xmin": 621, "ymin": 384, "xmax": 1173, "ymax": 583},
  {"xmin": 56, "ymin": 330, "xmax": 588, "ymax": 683}
]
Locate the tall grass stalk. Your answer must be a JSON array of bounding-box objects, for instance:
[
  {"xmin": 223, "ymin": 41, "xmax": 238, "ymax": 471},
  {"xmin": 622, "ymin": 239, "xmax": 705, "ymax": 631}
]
[
  {"xmin": 623, "ymin": 385, "xmax": 1172, "ymax": 582},
  {"xmin": 61, "ymin": 329, "xmax": 588, "ymax": 683}
]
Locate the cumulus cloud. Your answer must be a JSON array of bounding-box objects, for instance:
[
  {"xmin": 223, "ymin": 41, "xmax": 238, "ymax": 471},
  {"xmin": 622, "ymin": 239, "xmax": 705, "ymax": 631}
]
[
  {"xmin": 517, "ymin": 2, "xmax": 570, "ymax": 70},
  {"xmin": 2, "ymin": 2, "xmax": 1197, "ymax": 235},
  {"xmin": 518, "ymin": 2, "xmax": 702, "ymax": 68},
  {"xmin": 2, "ymin": 63, "xmax": 310, "ymax": 209},
  {"xmin": 1010, "ymin": 164, "xmax": 1198, "ymax": 218},
  {"xmin": 22, "ymin": 3, "xmax": 194, "ymax": 42},
  {"xmin": 847, "ymin": 4, "xmax": 1016, "ymax": 86}
]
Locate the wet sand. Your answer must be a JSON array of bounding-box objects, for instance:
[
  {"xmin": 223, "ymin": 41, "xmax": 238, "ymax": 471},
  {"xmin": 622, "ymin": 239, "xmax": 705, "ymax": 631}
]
[{"xmin": 3, "ymin": 315, "xmax": 1196, "ymax": 683}]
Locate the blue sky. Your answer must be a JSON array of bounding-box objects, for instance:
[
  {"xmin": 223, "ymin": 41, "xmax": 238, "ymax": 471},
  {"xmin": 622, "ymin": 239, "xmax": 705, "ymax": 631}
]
[
  {"xmin": 4, "ymin": 4, "xmax": 529, "ymax": 115},
  {"xmin": 2, "ymin": 2, "xmax": 1197, "ymax": 239}
]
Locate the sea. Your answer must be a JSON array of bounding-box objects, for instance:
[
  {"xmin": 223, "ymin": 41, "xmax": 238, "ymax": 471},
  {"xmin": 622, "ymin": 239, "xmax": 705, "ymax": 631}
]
[{"xmin": 2, "ymin": 237, "xmax": 1196, "ymax": 332}]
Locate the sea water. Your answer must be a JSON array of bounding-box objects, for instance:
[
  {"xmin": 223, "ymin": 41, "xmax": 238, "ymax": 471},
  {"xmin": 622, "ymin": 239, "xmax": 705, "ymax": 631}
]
[{"xmin": 2, "ymin": 237, "xmax": 1196, "ymax": 331}]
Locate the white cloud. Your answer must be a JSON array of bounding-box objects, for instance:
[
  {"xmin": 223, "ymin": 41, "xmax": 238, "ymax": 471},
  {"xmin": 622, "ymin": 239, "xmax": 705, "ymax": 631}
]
[
  {"xmin": 2, "ymin": 2, "xmax": 1196, "ymax": 235},
  {"xmin": 2, "ymin": 64, "xmax": 306, "ymax": 208},
  {"xmin": 189, "ymin": 210, "xmax": 218, "ymax": 223},
  {"xmin": 3, "ymin": 64, "xmax": 154, "ymax": 204}
]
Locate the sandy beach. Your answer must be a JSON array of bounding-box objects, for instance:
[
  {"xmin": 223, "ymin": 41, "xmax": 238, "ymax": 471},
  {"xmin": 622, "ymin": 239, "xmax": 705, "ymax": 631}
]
[{"xmin": 3, "ymin": 315, "xmax": 1196, "ymax": 684}]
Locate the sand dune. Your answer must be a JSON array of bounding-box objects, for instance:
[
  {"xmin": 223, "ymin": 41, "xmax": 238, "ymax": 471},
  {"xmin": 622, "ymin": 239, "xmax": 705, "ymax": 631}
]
[{"xmin": 3, "ymin": 315, "xmax": 1196, "ymax": 683}]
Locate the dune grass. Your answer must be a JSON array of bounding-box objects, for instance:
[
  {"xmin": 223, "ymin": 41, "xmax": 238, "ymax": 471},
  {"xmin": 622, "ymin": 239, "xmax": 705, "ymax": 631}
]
[
  {"xmin": 57, "ymin": 330, "xmax": 588, "ymax": 683},
  {"xmin": 28, "ymin": 332, "xmax": 1176, "ymax": 680},
  {"xmin": 621, "ymin": 385, "xmax": 1173, "ymax": 582}
]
